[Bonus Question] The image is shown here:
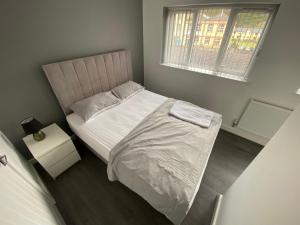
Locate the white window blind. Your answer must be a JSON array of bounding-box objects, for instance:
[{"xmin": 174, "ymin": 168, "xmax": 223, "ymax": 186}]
[{"xmin": 162, "ymin": 4, "xmax": 277, "ymax": 81}]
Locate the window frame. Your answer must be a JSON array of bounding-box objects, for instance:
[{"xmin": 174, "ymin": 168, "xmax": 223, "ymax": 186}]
[{"xmin": 161, "ymin": 3, "xmax": 279, "ymax": 82}]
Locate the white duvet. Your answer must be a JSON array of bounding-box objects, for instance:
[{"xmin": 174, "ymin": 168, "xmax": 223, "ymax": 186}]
[
  {"xmin": 67, "ymin": 90, "xmax": 222, "ymax": 224},
  {"xmin": 67, "ymin": 90, "xmax": 168, "ymax": 161},
  {"xmin": 108, "ymin": 99, "xmax": 222, "ymax": 224}
]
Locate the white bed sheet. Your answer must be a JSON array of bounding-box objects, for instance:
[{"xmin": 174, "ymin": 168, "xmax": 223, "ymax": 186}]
[{"xmin": 67, "ymin": 90, "xmax": 168, "ymax": 162}]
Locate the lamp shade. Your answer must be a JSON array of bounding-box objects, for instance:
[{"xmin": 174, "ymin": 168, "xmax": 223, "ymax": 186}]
[{"xmin": 21, "ymin": 117, "xmax": 44, "ymax": 135}]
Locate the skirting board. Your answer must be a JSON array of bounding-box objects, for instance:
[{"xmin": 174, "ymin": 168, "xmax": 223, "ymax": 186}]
[
  {"xmin": 210, "ymin": 194, "xmax": 223, "ymax": 225},
  {"xmin": 221, "ymin": 124, "xmax": 268, "ymax": 146}
]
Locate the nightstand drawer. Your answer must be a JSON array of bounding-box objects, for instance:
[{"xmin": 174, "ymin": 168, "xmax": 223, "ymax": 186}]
[
  {"xmin": 38, "ymin": 140, "xmax": 75, "ymax": 168},
  {"xmin": 48, "ymin": 151, "xmax": 81, "ymax": 178}
]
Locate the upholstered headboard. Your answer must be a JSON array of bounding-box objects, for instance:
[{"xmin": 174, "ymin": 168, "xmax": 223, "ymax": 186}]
[{"xmin": 42, "ymin": 50, "xmax": 133, "ymax": 115}]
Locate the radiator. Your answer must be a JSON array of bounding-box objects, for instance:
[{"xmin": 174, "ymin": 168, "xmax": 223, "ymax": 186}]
[{"xmin": 237, "ymin": 99, "xmax": 292, "ymax": 140}]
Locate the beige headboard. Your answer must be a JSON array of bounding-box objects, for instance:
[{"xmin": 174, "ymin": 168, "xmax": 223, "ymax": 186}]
[{"xmin": 42, "ymin": 50, "xmax": 133, "ymax": 115}]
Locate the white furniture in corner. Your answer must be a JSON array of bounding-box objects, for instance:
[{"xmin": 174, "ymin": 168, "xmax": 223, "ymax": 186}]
[
  {"xmin": 0, "ymin": 131, "xmax": 66, "ymax": 225},
  {"xmin": 23, "ymin": 123, "xmax": 81, "ymax": 179}
]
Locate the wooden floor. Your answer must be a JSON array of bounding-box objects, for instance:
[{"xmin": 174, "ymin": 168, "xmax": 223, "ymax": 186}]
[{"xmin": 36, "ymin": 130, "xmax": 262, "ymax": 225}]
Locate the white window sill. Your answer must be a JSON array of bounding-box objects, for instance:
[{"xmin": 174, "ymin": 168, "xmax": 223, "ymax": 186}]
[{"xmin": 160, "ymin": 63, "xmax": 248, "ymax": 83}]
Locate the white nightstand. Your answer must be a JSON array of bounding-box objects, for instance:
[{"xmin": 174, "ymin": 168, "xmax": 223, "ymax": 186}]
[{"xmin": 23, "ymin": 123, "xmax": 81, "ymax": 179}]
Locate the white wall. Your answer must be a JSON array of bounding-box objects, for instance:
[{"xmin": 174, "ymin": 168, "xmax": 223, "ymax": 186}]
[
  {"xmin": 215, "ymin": 103, "xmax": 300, "ymax": 225},
  {"xmin": 143, "ymin": 0, "xmax": 300, "ymax": 133}
]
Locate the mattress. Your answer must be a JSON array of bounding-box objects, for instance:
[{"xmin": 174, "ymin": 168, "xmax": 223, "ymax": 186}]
[{"xmin": 66, "ymin": 90, "xmax": 168, "ymax": 162}]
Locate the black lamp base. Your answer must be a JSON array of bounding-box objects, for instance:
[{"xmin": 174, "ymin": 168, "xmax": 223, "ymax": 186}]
[{"xmin": 33, "ymin": 131, "xmax": 46, "ymax": 141}]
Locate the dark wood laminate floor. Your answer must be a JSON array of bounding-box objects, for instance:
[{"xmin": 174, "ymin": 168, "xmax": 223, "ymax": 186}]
[{"xmin": 36, "ymin": 130, "xmax": 262, "ymax": 225}]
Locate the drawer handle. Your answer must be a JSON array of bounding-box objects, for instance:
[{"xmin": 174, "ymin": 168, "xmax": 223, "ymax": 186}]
[{"xmin": 0, "ymin": 155, "xmax": 8, "ymax": 167}]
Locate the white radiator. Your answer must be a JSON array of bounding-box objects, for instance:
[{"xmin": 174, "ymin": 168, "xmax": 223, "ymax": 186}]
[{"xmin": 237, "ymin": 99, "xmax": 292, "ymax": 140}]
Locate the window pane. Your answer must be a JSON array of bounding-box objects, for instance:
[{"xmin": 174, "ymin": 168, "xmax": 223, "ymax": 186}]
[
  {"xmin": 163, "ymin": 5, "xmax": 276, "ymax": 81},
  {"xmin": 189, "ymin": 8, "xmax": 231, "ymax": 72},
  {"xmin": 219, "ymin": 10, "xmax": 270, "ymax": 77},
  {"xmin": 164, "ymin": 9, "xmax": 194, "ymax": 66}
]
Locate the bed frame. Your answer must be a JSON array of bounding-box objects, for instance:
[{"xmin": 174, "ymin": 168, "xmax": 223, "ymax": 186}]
[
  {"xmin": 42, "ymin": 50, "xmax": 133, "ymax": 115},
  {"xmin": 42, "ymin": 50, "xmax": 221, "ymax": 224}
]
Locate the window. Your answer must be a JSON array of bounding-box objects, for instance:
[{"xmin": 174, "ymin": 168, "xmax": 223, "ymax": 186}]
[
  {"xmin": 207, "ymin": 23, "xmax": 214, "ymax": 32},
  {"xmin": 162, "ymin": 4, "xmax": 277, "ymax": 81},
  {"xmin": 213, "ymin": 38, "xmax": 221, "ymax": 47},
  {"xmin": 204, "ymin": 37, "xmax": 210, "ymax": 45},
  {"xmin": 218, "ymin": 24, "xmax": 225, "ymax": 32}
]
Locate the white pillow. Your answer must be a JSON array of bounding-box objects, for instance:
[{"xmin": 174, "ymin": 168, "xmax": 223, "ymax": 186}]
[
  {"xmin": 112, "ymin": 81, "xmax": 144, "ymax": 100},
  {"xmin": 70, "ymin": 92, "xmax": 120, "ymax": 121}
]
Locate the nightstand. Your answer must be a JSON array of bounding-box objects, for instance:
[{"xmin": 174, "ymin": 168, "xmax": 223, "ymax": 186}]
[{"xmin": 23, "ymin": 123, "xmax": 81, "ymax": 179}]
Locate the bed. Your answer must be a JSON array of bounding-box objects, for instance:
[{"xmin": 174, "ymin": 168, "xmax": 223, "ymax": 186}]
[
  {"xmin": 66, "ymin": 89, "xmax": 167, "ymax": 162},
  {"xmin": 42, "ymin": 50, "xmax": 222, "ymax": 224}
]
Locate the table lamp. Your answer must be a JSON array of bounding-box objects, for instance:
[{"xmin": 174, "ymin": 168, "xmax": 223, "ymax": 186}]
[{"xmin": 21, "ymin": 117, "xmax": 46, "ymax": 141}]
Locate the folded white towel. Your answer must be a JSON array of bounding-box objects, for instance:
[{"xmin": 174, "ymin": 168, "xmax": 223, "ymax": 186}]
[{"xmin": 169, "ymin": 101, "xmax": 214, "ymax": 128}]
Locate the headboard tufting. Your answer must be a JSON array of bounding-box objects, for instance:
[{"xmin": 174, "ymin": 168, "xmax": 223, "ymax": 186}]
[{"xmin": 42, "ymin": 50, "xmax": 133, "ymax": 115}]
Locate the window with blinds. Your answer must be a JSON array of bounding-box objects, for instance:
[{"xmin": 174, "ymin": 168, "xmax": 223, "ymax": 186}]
[{"xmin": 162, "ymin": 4, "xmax": 278, "ymax": 81}]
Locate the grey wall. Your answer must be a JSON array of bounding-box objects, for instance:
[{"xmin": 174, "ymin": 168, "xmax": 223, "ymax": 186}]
[
  {"xmin": 143, "ymin": 0, "xmax": 300, "ymax": 133},
  {"xmin": 0, "ymin": 0, "xmax": 143, "ymax": 158}
]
